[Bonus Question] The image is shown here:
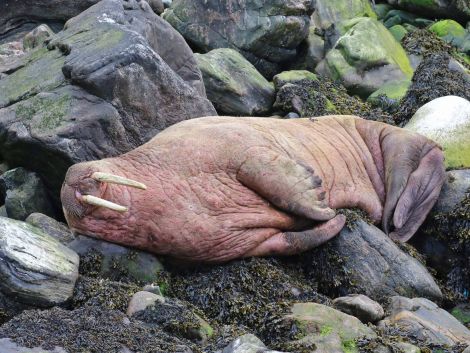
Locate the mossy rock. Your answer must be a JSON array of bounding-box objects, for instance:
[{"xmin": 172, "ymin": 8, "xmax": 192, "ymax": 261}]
[
  {"xmin": 273, "ymin": 70, "xmax": 318, "ymax": 89},
  {"xmin": 451, "ymin": 304, "xmax": 470, "ymax": 325},
  {"xmin": 367, "ymin": 79, "xmax": 411, "ymax": 107},
  {"xmin": 405, "ymin": 95, "xmax": 470, "ymax": 168},
  {"xmin": 430, "ymin": 20, "xmax": 467, "ymax": 40},
  {"xmin": 389, "ymin": 24, "xmax": 409, "ymax": 42},
  {"xmin": 312, "ymin": 0, "xmax": 377, "ymax": 31}
]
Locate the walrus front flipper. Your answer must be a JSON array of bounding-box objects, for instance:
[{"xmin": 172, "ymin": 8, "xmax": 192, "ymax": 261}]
[
  {"xmin": 237, "ymin": 148, "xmax": 336, "ymax": 221},
  {"xmin": 380, "ymin": 126, "xmax": 445, "ymax": 241},
  {"xmin": 244, "ymin": 214, "xmax": 346, "ymax": 257}
]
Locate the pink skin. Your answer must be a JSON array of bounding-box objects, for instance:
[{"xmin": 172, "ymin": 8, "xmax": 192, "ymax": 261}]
[{"xmin": 61, "ymin": 115, "xmax": 445, "ymax": 262}]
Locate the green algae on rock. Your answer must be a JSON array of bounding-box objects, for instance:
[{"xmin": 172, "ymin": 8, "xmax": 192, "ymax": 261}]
[
  {"xmin": 195, "ymin": 48, "xmax": 274, "ymax": 116},
  {"xmin": 405, "ymin": 95, "xmax": 470, "ymax": 169},
  {"xmin": 318, "ymin": 17, "xmax": 413, "ymax": 98}
]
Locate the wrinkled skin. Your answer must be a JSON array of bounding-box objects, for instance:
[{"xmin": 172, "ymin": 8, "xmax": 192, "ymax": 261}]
[{"xmin": 61, "ymin": 116, "xmax": 445, "ymax": 262}]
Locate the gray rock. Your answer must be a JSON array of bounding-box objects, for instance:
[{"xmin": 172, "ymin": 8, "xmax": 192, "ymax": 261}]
[
  {"xmin": 68, "ymin": 235, "xmax": 164, "ymax": 284},
  {"xmin": 220, "ymin": 334, "xmax": 285, "ymax": 353},
  {"xmin": 1, "ymin": 0, "xmax": 97, "ymax": 43},
  {"xmin": 464, "ymin": 346, "xmax": 470, "ymax": 353},
  {"xmin": 23, "ymin": 24, "xmax": 54, "ymax": 50},
  {"xmin": 380, "ymin": 296, "xmax": 470, "ymax": 346},
  {"xmin": 0, "ymin": 217, "xmax": 79, "ymax": 306},
  {"xmin": 285, "ymin": 112, "xmax": 300, "ymax": 119},
  {"xmin": 385, "ymin": 0, "xmax": 469, "ymax": 23},
  {"xmin": 0, "ymin": 0, "xmax": 215, "ymax": 201},
  {"xmin": 332, "ymin": 294, "xmax": 385, "ymax": 323},
  {"xmin": 0, "ymin": 206, "xmax": 7, "ymax": 217},
  {"xmin": 308, "ymin": 220, "xmax": 442, "ymax": 302},
  {"xmin": 0, "ymin": 167, "xmax": 55, "ymax": 220},
  {"xmin": 148, "ymin": 0, "xmax": 165, "ymax": 15},
  {"xmin": 163, "ymin": 0, "xmax": 314, "ymax": 78},
  {"xmin": 0, "ymin": 339, "xmax": 66, "ymax": 353},
  {"xmin": 25, "ymin": 213, "xmax": 74, "ymax": 244},
  {"xmin": 195, "ymin": 48, "xmax": 274, "ymax": 115},
  {"xmin": 290, "ymin": 27, "xmax": 325, "ymax": 72},
  {"xmin": 127, "ymin": 290, "xmax": 165, "ymax": 316},
  {"xmin": 0, "ymin": 41, "xmax": 25, "ymax": 75},
  {"xmin": 142, "ymin": 283, "xmax": 163, "ymax": 296}
]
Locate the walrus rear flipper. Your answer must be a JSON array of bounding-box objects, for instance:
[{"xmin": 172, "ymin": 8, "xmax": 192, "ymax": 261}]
[
  {"xmin": 381, "ymin": 127, "xmax": 445, "ymax": 241},
  {"xmin": 236, "ymin": 147, "xmax": 336, "ymax": 221}
]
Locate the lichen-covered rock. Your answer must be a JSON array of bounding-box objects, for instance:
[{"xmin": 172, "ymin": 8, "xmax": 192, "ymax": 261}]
[
  {"xmin": 310, "ymin": 0, "xmax": 377, "ymax": 31},
  {"xmin": 332, "ymin": 294, "xmax": 385, "ymax": 323},
  {"xmin": 22, "ymin": 24, "xmax": 54, "ymax": 51},
  {"xmin": 25, "ymin": 213, "xmax": 74, "ymax": 244},
  {"xmin": 69, "ymin": 235, "xmax": 164, "ymax": 284},
  {"xmin": 0, "ymin": 0, "xmax": 215, "ymax": 201},
  {"xmin": 0, "ymin": 167, "xmax": 55, "ymax": 220},
  {"xmin": 304, "ymin": 219, "xmax": 443, "ymax": 302},
  {"xmin": 429, "ymin": 19, "xmax": 470, "ymax": 54},
  {"xmin": 388, "ymin": 24, "xmax": 408, "ymax": 42},
  {"xmin": 195, "ymin": 49, "xmax": 274, "ymax": 115},
  {"xmin": 283, "ymin": 302, "xmax": 376, "ymax": 352},
  {"xmin": 163, "ymin": 0, "xmax": 314, "ymax": 78},
  {"xmin": 380, "ymin": 296, "xmax": 470, "ymax": 346},
  {"xmin": 367, "ymin": 79, "xmax": 411, "ymax": 108},
  {"xmin": 220, "ymin": 334, "xmax": 285, "ymax": 353},
  {"xmin": 385, "ymin": 0, "xmax": 470, "ymax": 23},
  {"xmin": 405, "ymin": 95, "xmax": 470, "ymax": 169},
  {"xmin": 316, "ymin": 17, "xmax": 413, "ymax": 98},
  {"xmin": 0, "ymin": 217, "xmax": 79, "ymax": 307}
]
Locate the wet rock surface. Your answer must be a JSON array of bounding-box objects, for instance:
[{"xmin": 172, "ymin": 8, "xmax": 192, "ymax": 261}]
[{"xmin": 163, "ymin": 0, "xmax": 314, "ymax": 78}]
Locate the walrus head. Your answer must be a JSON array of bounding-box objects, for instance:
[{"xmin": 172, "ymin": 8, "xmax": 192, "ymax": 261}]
[{"xmin": 61, "ymin": 161, "xmax": 147, "ymax": 234}]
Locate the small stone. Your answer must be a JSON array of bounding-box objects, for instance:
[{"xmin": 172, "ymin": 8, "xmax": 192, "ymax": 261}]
[
  {"xmin": 23, "ymin": 24, "xmax": 54, "ymax": 50},
  {"xmin": 333, "ymin": 294, "xmax": 385, "ymax": 323},
  {"xmin": 127, "ymin": 291, "xmax": 165, "ymax": 316},
  {"xmin": 285, "ymin": 112, "xmax": 300, "ymax": 119},
  {"xmin": 221, "ymin": 334, "xmax": 286, "ymax": 353},
  {"xmin": 26, "ymin": 213, "xmax": 74, "ymax": 244},
  {"xmin": 394, "ymin": 342, "xmax": 421, "ymax": 353},
  {"xmin": 142, "ymin": 283, "xmax": 162, "ymax": 296}
]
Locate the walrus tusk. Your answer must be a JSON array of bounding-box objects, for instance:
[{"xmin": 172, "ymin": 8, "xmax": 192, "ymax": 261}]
[
  {"xmin": 91, "ymin": 172, "xmax": 147, "ymax": 190},
  {"xmin": 81, "ymin": 194, "xmax": 128, "ymax": 212}
]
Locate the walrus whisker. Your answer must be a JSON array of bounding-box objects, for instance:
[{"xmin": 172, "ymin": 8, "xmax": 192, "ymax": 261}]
[
  {"xmin": 81, "ymin": 194, "xmax": 128, "ymax": 212},
  {"xmin": 91, "ymin": 172, "xmax": 147, "ymax": 190}
]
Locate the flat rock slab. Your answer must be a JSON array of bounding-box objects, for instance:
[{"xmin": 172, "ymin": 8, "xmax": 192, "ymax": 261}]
[
  {"xmin": 0, "ymin": 217, "xmax": 79, "ymax": 306},
  {"xmin": 333, "ymin": 294, "xmax": 385, "ymax": 323},
  {"xmin": 0, "ymin": 0, "xmax": 215, "ymax": 200},
  {"xmin": 381, "ymin": 296, "xmax": 470, "ymax": 346}
]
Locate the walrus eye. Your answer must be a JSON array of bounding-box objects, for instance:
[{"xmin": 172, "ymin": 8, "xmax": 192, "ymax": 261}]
[{"xmin": 91, "ymin": 172, "xmax": 147, "ymax": 190}]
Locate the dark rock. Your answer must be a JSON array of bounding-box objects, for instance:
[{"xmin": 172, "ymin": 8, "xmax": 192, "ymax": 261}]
[
  {"xmin": 69, "ymin": 235, "xmax": 164, "ymax": 284},
  {"xmin": 0, "ymin": 167, "xmax": 55, "ymax": 220},
  {"xmin": 0, "ymin": 217, "xmax": 79, "ymax": 307},
  {"xmin": 303, "ymin": 219, "xmax": 443, "ymax": 303},
  {"xmin": 163, "ymin": 0, "xmax": 314, "ymax": 78},
  {"xmin": 385, "ymin": 0, "xmax": 470, "ymax": 23},
  {"xmin": 395, "ymin": 52, "xmax": 470, "ymax": 125},
  {"xmin": 0, "ymin": 0, "xmax": 215, "ymax": 203},
  {"xmin": 134, "ymin": 297, "xmax": 214, "ymax": 343},
  {"xmin": 332, "ymin": 294, "xmax": 385, "ymax": 323},
  {"xmin": 25, "ymin": 213, "xmax": 74, "ymax": 244},
  {"xmin": 0, "ymin": 305, "xmax": 195, "ymax": 352},
  {"xmin": 290, "ymin": 27, "xmax": 325, "ymax": 72},
  {"xmin": 195, "ymin": 48, "xmax": 274, "ymax": 115},
  {"xmin": 452, "ymin": 303, "xmax": 470, "ymax": 327},
  {"xmin": 411, "ymin": 170, "xmax": 470, "ymax": 298},
  {"xmin": 148, "ymin": 0, "xmax": 165, "ymax": 15}
]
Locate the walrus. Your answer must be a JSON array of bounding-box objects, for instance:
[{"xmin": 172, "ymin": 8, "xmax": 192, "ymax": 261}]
[{"xmin": 61, "ymin": 115, "xmax": 445, "ymax": 262}]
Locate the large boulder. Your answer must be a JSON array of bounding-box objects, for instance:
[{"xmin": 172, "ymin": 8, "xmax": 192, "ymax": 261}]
[
  {"xmin": 0, "ymin": 0, "xmax": 216, "ymax": 201},
  {"xmin": 405, "ymin": 95, "xmax": 470, "ymax": 169},
  {"xmin": 0, "ymin": 217, "xmax": 79, "ymax": 307},
  {"xmin": 316, "ymin": 17, "xmax": 413, "ymax": 98},
  {"xmin": 385, "ymin": 0, "xmax": 470, "ymax": 23},
  {"xmin": 304, "ymin": 219, "xmax": 443, "ymax": 302},
  {"xmin": 195, "ymin": 49, "xmax": 274, "ymax": 115},
  {"xmin": 162, "ymin": 0, "xmax": 314, "ymax": 78}
]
